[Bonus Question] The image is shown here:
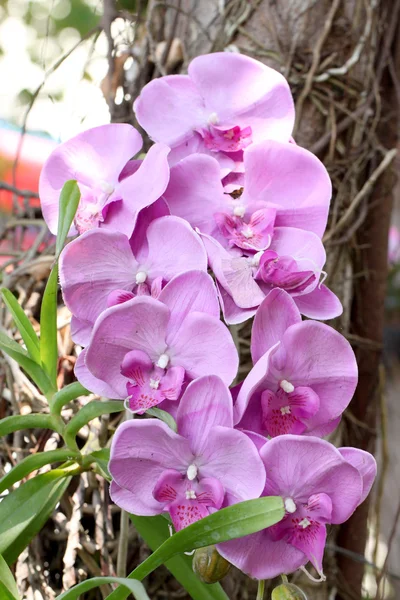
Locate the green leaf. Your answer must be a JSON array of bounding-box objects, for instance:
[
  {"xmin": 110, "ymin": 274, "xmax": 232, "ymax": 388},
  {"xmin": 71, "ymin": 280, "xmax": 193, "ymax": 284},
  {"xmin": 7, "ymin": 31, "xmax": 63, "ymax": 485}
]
[
  {"xmin": 39, "ymin": 264, "xmax": 59, "ymax": 388},
  {"xmin": 56, "ymin": 577, "xmax": 150, "ymax": 600},
  {"xmin": 0, "ymin": 554, "xmax": 20, "ymax": 599},
  {"xmin": 0, "ymin": 414, "xmax": 62, "ymax": 438},
  {"xmin": 0, "ymin": 331, "xmax": 53, "ymax": 395},
  {"xmin": 147, "ymin": 407, "xmax": 177, "ymax": 432},
  {"xmin": 40, "ymin": 180, "xmax": 80, "ymax": 389},
  {"xmin": 0, "ymin": 469, "xmax": 73, "ymax": 564},
  {"xmin": 64, "ymin": 401, "xmax": 124, "ymax": 450},
  {"xmin": 106, "ymin": 497, "xmax": 285, "ymax": 600},
  {"xmin": 130, "ymin": 515, "xmax": 229, "ymax": 600},
  {"xmin": 51, "ymin": 381, "xmax": 90, "ymax": 415},
  {"xmin": 1, "ymin": 288, "xmax": 40, "ymax": 363},
  {"xmin": 55, "ymin": 180, "xmax": 81, "ymax": 258},
  {"xmin": 0, "ymin": 448, "xmax": 80, "ymax": 494},
  {"xmin": 0, "ymin": 582, "xmax": 19, "ymax": 600}
]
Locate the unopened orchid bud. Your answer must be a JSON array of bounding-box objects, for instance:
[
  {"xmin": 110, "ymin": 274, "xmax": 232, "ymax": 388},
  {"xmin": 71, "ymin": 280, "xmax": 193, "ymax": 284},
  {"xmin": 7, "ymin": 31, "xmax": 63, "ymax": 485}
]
[
  {"xmin": 192, "ymin": 545, "xmax": 231, "ymax": 584},
  {"xmin": 271, "ymin": 583, "xmax": 307, "ymax": 600}
]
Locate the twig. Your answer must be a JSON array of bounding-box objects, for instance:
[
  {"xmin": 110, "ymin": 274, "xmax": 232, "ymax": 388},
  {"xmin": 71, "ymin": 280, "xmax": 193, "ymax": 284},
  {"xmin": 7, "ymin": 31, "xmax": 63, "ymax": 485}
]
[
  {"xmin": 294, "ymin": 0, "xmax": 341, "ymax": 133},
  {"xmin": 0, "ymin": 182, "xmax": 39, "ymax": 199},
  {"xmin": 323, "ymin": 148, "xmax": 397, "ymax": 242}
]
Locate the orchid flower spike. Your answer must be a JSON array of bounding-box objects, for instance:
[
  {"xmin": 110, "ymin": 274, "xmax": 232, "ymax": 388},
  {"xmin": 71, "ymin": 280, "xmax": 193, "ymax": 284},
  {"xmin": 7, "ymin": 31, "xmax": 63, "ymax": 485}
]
[
  {"xmin": 109, "ymin": 376, "xmax": 266, "ymax": 531},
  {"xmin": 75, "ymin": 271, "xmax": 239, "ymax": 410},
  {"xmin": 39, "ymin": 124, "xmax": 170, "ymax": 238},
  {"xmin": 134, "ymin": 52, "xmax": 295, "ymax": 170},
  {"xmin": 60, "ymin": 214, "xmax": 208, "ymax": 346},
  {"xmin": 218, "ymin": 435, "xmax": 375, "ymax": 580},
  {"xmin": 234, "ymin": 289, "xmax": 357, "ymax": 438}
]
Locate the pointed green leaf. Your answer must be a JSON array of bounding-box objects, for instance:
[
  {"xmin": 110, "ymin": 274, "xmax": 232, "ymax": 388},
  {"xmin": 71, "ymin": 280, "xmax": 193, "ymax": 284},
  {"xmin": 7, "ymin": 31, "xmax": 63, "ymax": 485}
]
[
  {"xmin": 0, "ymin": 554, "xmax": 19, "ymax": 599},
  {"xmin": 55, "ymin": 180, "xmax": 80, "ymax": 258},
  {"xmin": 0, "ymin": 331, "xmax": 53, "ymax": 395},
  {"xmin": 56, "ymin": 577, "xmax": 150, "ymax": 600},
  {"xmin": 106, "ymin": 497, "xmax": 285, "ymax": 600},
  {"xmin": 0, "ymin": 582, "xmax": 19, "ymax": 600},
  {"xmin": 39, "ymin": 264, "xmax": 58, "ymax": 388},
  {"xmin": 0, "ymin": 470, "xmax": 73, "ymax": 564},
  {"xmin": 0, "ymin": 448, "xmax": 80, "ymax": 494},
  {"xmin": 64, "ymin": 401, "xmax": 124, "ymax": 450},
  {"xmin": 1, "ymin": 288, "xmax": 40, "ymax": 362},
  {"xmin": 0, "ymin": 414, "xmax": 62, "ymax": 438}
]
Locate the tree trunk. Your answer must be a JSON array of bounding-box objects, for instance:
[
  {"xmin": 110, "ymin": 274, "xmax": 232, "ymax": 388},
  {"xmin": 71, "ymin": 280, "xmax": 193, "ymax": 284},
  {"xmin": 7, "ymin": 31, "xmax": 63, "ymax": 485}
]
[{"xmin": 105, "ymin": 0, "xmax": 400, "ymax": 597}]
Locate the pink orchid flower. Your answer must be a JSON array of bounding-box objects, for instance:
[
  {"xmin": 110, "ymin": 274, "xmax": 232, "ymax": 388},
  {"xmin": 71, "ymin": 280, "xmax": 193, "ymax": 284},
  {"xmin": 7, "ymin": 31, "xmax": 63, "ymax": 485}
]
[
  {"xmin": 163, "ymin": 139, "xmax": 332, "ymax": 241},
  {"xmin": 75, "ymin": 271, "xmax": 238, "ymax": 411},
  {"xmin": 218, "ymin": 436, "xmax": 375, "ymax": 579},
  {"xmin": 39, "ymin": 124, "xmax": 170, "ymax": 237},
  {"xmin": 60, "ymin": 214, "xmax": 207, "ymax": 346},
  {"xmin": 109, "ymin": 375, "xmax": 266, "ymax": 531},
  {"xmin": 134, "ymin": 52, "xmax": 294, "ymax": 170},
  {"xmin": 201, "ymin": 226, "xmax": 341, "ymax": 325},
  {"xmin": 234, "ymin": 289, "xmax": 357, "ymax": 437}
]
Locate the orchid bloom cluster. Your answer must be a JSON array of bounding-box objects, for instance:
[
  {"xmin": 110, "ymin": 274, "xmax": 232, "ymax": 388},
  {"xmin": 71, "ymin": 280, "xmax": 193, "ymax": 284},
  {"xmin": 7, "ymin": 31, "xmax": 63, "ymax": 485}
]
[{"xmin": 39, "ymin": 52, "xmax": 376, "ymax": 582}]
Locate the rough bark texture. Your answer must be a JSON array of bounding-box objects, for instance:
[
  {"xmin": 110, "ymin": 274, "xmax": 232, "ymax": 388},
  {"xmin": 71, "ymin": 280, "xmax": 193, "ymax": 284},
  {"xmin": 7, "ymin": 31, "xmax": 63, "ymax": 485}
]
[{"xmin": 104, "ymin": 0, "xmax": 400, "ymax": 597}]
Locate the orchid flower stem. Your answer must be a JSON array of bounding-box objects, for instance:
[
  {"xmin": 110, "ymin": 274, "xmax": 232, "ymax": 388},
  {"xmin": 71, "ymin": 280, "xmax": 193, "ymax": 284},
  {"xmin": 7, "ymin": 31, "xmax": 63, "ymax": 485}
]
[
  {"xmin": 256, "ymin": 580, "xmax": 265, "ymax": 600},
  {"xmin": 281, "ymin": 574, "xmax": 288, "ymax": 583},
  {"xmin": 116, "ymin": 509, "xmax": 130, "ymax": 577}
]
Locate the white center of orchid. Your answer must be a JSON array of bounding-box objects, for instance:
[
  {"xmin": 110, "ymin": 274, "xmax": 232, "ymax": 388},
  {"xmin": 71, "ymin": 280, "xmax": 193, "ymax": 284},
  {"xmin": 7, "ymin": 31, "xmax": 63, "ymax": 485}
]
[
  {"xmin": 299, "ymin": 518, "xmax": 311, "ymax": 529},
  {"xmin": 284, "ymin": 498, "xmax": 297, "ymax": 514},
  {"xmin": 251, "ymin": 251, "xmax": 264, "ymax": 267},
  {"xmin": 135, "ymin": 271, "xmax": 147, "ymax": 284},
  {"xmin": 242, "ymin": 227, "xmax": 253, "ymax": 239},
  {"xmin": 208, "ymin": 112, "xmax": 219, "ymax": 125},
  {"xmin": 233, "ymin": 205, "xmax": 245, "ymax": 218},
  {"xmin": 185, "ymin": 489, "xmax": 197, "ymax": 500},
  {"xmin": 149, "ymin": 379, "xmax": 160, "ymax": 390},
  {"xmin": 187, "ymin": 464, "xmax": 198, "ymax": 481},
  {"xmin": 280, "ymin": 379, "xmax": 295, "ymax": 394},
  {"xmin": 99, "ymin": 180, "xmax": 115, "ymax": 195},
  {"xmin": 280, "ymin": 405, "xmax": 291, "ymax": 415},
  {"xmin": 156, "ymin": 353, "xmax": 170, "ymax": 369}
]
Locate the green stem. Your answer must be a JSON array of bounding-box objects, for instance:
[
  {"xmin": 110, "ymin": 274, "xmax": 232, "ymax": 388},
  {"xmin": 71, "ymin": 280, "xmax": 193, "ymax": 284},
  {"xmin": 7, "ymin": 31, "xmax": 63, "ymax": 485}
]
[
  {"xmin": 256, "ymin": 580, "xmax": 265, "ymax": 600},
  {"xmin": 281, "ymin": 574, "xmax": 288, "ymax": 584},
  {"xmin": 50, "ymin": 382, "xmax": 90, "ymax": 415}
]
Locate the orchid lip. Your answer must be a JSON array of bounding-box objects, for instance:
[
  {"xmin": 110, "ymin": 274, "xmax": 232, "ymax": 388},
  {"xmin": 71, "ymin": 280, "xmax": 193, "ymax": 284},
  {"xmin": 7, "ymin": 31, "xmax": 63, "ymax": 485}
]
[
  {"xmin": 299, "ymin": 518, "xmax": 311, "ymax": 529},
  {"xmin": 280, "ymin": 379, "xmax": 294, "ymax": 393},
  {"xmin": 280, "ymin": 405, "xmax": 291, "ymax": 415},
  {"xmin": 187, "ymin": 464, "xmax": 198, "ymax": 481},
  {"xmin": 156, "ymin": 353, "xmax": 170, "ymax": 369},
  {"xmin": 135, "ymin": 271, "xmax": 147, "ymax": 284}
]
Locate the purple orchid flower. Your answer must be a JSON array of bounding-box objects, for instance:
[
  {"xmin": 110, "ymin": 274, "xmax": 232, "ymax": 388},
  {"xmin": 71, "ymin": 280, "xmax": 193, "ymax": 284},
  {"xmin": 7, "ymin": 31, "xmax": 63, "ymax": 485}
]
[
  {"xmin": 134, "ymin": 53, "xmax": 294, "ymax": 167},
  {"xmin": 201, "ymin": 225, "xmax": 341, "ymax": 325},
  {"xmin": 109, "ymin": 375, "xmax": 266, "ymax": 531},
  {"xmin": 75, "ymin": 271, "xmax": 238, "ymax": 411},
  {"xmin": 218, "ymin": 436, "xmax": 375, "ymax": 579},
  {"xmin": 39, "ymin": 124, "xmax": 170, "ymax": 237},
  {"xmin": 60, "ymin": 214, "xmax": 208, "ymax": 346},
  {"xmin": 234, "ymin": 289, "xmax": 357, "ymax": 437},
  {"xmin": 163, "ymin": 139, "xmax": 332, "ymax": 241}
]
